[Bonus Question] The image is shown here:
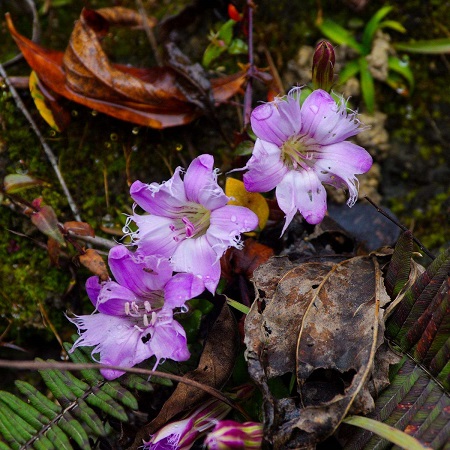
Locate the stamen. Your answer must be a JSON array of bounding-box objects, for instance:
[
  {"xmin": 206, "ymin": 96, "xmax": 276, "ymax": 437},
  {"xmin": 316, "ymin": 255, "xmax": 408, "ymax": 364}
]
[
  {"xmin": 144, "ymin": 301, "xmax": 151, "ymax": 312},
  {"xmin": 124, "ymin": 302, "xmax": 130, "ymax": 315},
  {"xmin": 143, "ymin": 314, "xmax": 149, "ymax": 327}
]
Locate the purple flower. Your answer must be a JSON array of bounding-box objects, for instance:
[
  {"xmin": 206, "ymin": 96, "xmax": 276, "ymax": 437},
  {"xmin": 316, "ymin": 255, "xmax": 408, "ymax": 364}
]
[
  {"xmin": 128, "ymin": 154, "xmax": 258, "ymax": 293},
  {"xmin": 69, "ymin": 245, "xmax": 204, "ymax": 380},
  {"xmin": 243, "ymin": 87, "xmax": 373, "ymax": 233},
  {"xmin": 143, "ymin": 398, "xmax": 231, "ymax": 450},
  {"xmin": 204, "ymin": 420, "xmax": 263, "ymax": 449}
]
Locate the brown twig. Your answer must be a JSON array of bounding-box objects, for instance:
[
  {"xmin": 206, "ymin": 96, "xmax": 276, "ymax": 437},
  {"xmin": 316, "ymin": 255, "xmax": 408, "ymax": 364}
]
[
  {"xmin": 0, "ymin": 64, "xmax": 81, "ymax": 221},
  {"xmin": 135, "ymin": 0, "xmax": 163, "ymax": 66},
  {"xmin": 364, "ymin": 196, "xmax": 435, "ymax": 260},
  {"xmin": 0, "ymin": 359, "xmax": 237, "ymax": 410}
]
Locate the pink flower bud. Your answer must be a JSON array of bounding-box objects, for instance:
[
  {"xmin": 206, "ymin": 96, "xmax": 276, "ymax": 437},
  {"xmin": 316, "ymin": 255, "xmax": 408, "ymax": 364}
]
[
  {"xmin": 312, "ymin": 40, "xmax": 335, "ymax": 92},
  {"xmin": 204, "ymin": 420, "xmax": 263, "ymax": 449}
]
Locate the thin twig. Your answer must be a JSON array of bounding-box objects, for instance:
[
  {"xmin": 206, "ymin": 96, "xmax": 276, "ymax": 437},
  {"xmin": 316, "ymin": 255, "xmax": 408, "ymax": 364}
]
[
  {"xmin": 364, "ymin": 196, "xmax": 435, "ymax": 260},
  {"xmin": 135, "ymin": 0, "xmax": 163, "ymax": 66},
  {"xmin": 0, "ymin": 64, "xmax": 81, "ymax": 221},
  {"xmin": 243, "ymin": 0, "xmax": 255, "ymax": 128},
  {"xmin": 0, "ymin": 359, "xmax": 237, "ymax": 410}
]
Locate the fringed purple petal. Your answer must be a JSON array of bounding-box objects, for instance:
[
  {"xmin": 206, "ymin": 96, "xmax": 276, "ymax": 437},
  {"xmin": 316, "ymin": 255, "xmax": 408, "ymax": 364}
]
[
  {"xmin": 130, "ymin": 167, "xmax": 187, "ymax": 216},
  {"xmin": 243, "ymin": 139, "xmax": 287, "ymax": 192},
  {"xmin": 164, "ymin": 272, "xmax": 205, "ymax": 308},
  {"xmin": 171, "ymin": 235, "xmax": 221, "ymax": 293},
  {"xmin": 184, "ymin": 154, "xmax": 229, "ymax": 210},
  {"xmin": 276, "ymin": 169, "xmax": 327, "ymax": 233},
  {"xmin": 108, "ymin": 246, "xmax": 172, "ymax": 295}
]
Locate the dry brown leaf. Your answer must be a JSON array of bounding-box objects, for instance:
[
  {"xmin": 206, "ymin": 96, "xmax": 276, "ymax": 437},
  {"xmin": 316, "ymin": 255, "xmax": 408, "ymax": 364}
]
[
  {"xmin": 6, "ymin": 9, "xmax": 246, "ymax": 129},
  {"xmin": 131, "ymin": 302, "xmax": 239, "ymax": 448},
  {"xmin": 78, "ymin": 249, "xmax": 109, "ymax": 281},
  {"xmin": 63, "ymin": 221, "xmax": 95, "ymax": 237},
  {"xmin": 245, "ymin": 256, "xmax": 390, "ymax": 448}
]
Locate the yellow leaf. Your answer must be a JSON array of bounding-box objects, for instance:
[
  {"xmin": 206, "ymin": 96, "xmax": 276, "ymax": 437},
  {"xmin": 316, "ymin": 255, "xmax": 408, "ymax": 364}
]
[
  {"xmin": 225, "ymin": 177, "xmax": 269, "ymax": 230},
  {"xmin": 29, "ymin": 70, "xmax": 61, "ymax": 131}
]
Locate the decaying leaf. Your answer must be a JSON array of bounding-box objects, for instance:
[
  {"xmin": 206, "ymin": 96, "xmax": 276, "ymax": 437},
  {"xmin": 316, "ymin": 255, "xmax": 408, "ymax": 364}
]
[
  {"xmin": 30, "ymin": 205, "xmax": 66, "ymax": 246},
  {"xmin": 3, "ymin": 173, "xmax": 46, "ymax": 193},
  {"xmin": 131, "ymin": 302, "xmax": 239, "ymax": 448},
  {"xmin": 63, "ymin": 221, "xmax": 95, "ymax": 237},
  {"xmin": 245, "ymin": 255, "xmax": 390, "ymax": 448},
  {"xmin": 78, "ymin": 249, "xmax": 109, "ymax": 281},
  {"xmin": 6, "ymin": 8, "xmax": 246, "ymax": 129}
]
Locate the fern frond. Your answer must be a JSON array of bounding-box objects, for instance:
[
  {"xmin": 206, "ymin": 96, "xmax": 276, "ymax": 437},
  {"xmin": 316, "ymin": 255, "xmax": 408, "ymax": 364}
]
[{"xmin": 0, "ymin": 339, "xmax": 154, "ymax": 449}]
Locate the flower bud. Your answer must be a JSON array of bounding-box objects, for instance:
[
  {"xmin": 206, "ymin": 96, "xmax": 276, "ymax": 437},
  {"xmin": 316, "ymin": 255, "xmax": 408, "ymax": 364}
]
[
  {"xmin": 204, "ymin": 420, "xmax": 263, "ymax": 449},
  {"xmin": 312, "ymin": 40, "xmax": 335, "ymax": 92}
]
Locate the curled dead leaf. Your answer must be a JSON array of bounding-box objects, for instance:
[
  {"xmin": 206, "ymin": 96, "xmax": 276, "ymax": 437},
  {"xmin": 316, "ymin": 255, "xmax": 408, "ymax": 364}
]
[
  {"xmin": 244, "ymin": 255, "xmax": 390, "ymax": 448},
  {"xmin": 78, "ymin": 249, "xmax": 109, "ymax": 281},
  {"xmin": 6, "ymin": 8, "xmax": 246, "ymax": 129}
]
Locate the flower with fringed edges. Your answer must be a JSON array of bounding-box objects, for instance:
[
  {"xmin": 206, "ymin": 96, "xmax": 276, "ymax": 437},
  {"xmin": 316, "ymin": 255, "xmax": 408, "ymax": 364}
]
[
  {"xmin": 128, "ymin": 154, "xmax": 258, "ymax": 293},
  {"xmin": 242, "ymin": 87, "xmax": 372, "ymax": 234},
  {"xmin": 69, "ymin": 245, "xmax": 204, "ymax": 380}
]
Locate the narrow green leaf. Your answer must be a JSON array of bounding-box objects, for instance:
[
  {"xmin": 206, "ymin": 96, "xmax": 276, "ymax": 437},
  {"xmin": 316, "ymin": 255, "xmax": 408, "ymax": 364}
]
[
  {"xmin": 388, "ymin": 56, "xmax": 415, "ymax": 92},
  {"xmin": 71, "ymin": 399, "xmax": 106, "ymax": 437},
  {"xmin": 0, "ymin": 406, "xmax": 21, "ymax": 448},
  {"xmin": 101, "ymin": 382, "xmax": 138, "ymax": 410},
  {"xmin": 379, "ymin": 19, "xmax": 407, "ymax": 34},
  {"xmin": 394, "ymin": 38, "xmax": 450, "ymax": 54},
  {"xmin": 0, "ymin": 392, "xmax": 46, "ymax": 430},
  {"xmin": 0, "ymin": 441, "xmax": 11, "ymax": 450},
  {"xmin": 361, "ymin": 6, "xmax": 393, "ymax": 53},
  {"xmin": 85, "ymin": 391, "xmax": 128, "ymax": 422},
  {"xmin": 228, "ymin": 38, "xmax": 248, "ymax": 55},
  {"xmin": 0, "ymin": 403, "xmax": 34, "ymax": 443},
  {"xmin": 337, "ymin": 59, "xmax": 361, "ymax": 84},
  {"xmin": 121, "ymin": 374, "xmax": 154, "ymax": 392},
  {"xmin": 202, "ymin": 43, "xmax": 227, "ymax": 67},
  {"xmin": 343, "ymin": 415, "xmax": 430, "ymax": 450},
  {"xmin": 15, "ymin": 381, "xmax": 60, "ymax": 417},
  {"xmin": 359, "ymin": 57, "xmax": 375, "ymax": 113},
  {"xmin": 317, "ymin": 19, "xmax": 364, "ymax": 54},
  {"xmin": 58, "ymin": 415, "xmax": 91, "ymax": 449},
  {"xmin": 226, "ymin": 297, "xmax": 250, "ymax": 314}
]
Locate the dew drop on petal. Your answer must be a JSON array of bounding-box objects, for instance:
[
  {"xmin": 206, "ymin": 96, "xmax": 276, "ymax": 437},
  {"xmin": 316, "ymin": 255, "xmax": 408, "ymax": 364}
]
[{"xmin": 230, "ymin": 215, "xmax": 237, "ymax": 222}]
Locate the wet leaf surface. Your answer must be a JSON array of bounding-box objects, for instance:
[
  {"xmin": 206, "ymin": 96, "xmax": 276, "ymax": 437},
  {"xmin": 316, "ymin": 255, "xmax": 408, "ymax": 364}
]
[
  {"xmin": 245, "ymin": 255, "xmax": 390, "ymax": 448},
  {"xmin": 6, "ymin": 8, "xmax": 246, "ymax": 129}
]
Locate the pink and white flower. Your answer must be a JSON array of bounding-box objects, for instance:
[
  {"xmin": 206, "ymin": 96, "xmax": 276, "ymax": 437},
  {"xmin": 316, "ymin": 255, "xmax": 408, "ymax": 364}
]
[
  {"xmin": 69, "ymin": 245, "xmax": 204, "ymax": 380},
  {"xmin": 243, "ymin": 87, "xmax": 373, "ymax": 233},
  {"xmin": 128, "ymin": 154, "xmax": 258, "ymax": 293}
]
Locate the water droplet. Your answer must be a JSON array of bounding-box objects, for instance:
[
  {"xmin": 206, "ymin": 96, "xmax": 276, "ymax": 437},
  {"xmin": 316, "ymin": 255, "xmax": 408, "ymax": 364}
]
[
  {"xmin": 104, "ymin": 141, "xmax": 111, "ymax": 149},
  {"xmin": 60, "ymin": 351, "xmax": 69, "ymax": 361},
  {"xmin": 110, "ymin": 133, "xmax": 118, "ymax": 141},
  {"xmin": 132, "ymin": 145, "xmax": 138, "ymax": 152},
  {"xmin": 14, "ymin": 160, "xmax": 28, "ymax": 174},
  {"xmin": 102, "ymin": 214, "xmax": 114, "ymax": 228},
  {"xmin": 230, "ymin": 215, "xmax": 236, "ymax": 222},
  {"xmin": 175, "ymin": 143, "xmax": 183, "ymax": 151},
  {"xmin": 71, "ymin": 110, "xmax": 78, "ymax": 117},
  {"xmin": 49, "ymin": 130, "xmax": 56, "ymax": 137},
  {"xmin": 91, "ymin": 110, "xmax": 98, "ymax": 116},
  {"xmin": 132, "ymin": 127, "xmax": 140, "ymax": 135}
]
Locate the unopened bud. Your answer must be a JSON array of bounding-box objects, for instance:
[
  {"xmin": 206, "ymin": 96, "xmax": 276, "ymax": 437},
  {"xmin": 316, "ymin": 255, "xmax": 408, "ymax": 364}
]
[
  {"xmin": 312, "ymin": 40, "xmax": 335, "ymax": 92},
  {"xmin": 205, "ymin": 420, "xmax": 263, "ymax": 449}
]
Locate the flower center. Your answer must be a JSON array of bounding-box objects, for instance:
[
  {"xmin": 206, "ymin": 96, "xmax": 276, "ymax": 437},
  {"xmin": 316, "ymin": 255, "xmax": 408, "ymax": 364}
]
[
  {"xmin": 281, "ymin": 134, "xmax": 320, "ymax": 170},
  {"xmin": 170, "ymin": 202, "xmax": 211, "ymax": 242},
  {"xmin": 123, "ymin": 291, "xmax": 164, "ymax": 331}
]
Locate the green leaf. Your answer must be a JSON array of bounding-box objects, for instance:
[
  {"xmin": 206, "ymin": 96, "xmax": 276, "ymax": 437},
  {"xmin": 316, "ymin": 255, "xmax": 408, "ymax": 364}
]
[
  {"xmin": 203, "ymin": 43, "xmax": 227, "ymax": 67},
  {"xmin": 388, "ymin": 55, "xmax": 415, "ymax": 92},
  {"xmin": 338, "ymin": 59, "xmax": 361, "ymax": 84},
  {"xmin": 379, "ymin": 19, "xmax": 406, "ymax": 34},
  {"xmin": 361, "ymin": 6, "xmax": 393, "ymax": 54},
  {"xmin": 359, "ymin": 57, "xmax": 375, "ymax": 113},
  {"xmin": 394, "ymin": 38, "xmax": 450, "ymax": 54},
  {"xmin": 3, "ymin": 174, "xmax": 46, "ymax": 193},
  {"xmin": 228, "ymin": 38, "xmax": 248, "ymax": 55},
  {"xmin": 317, "ymin": 19, "xmax": 364, "ymax": 54},
  {"xmin": 344, "ymin": 415, "xmax": 430, "ymax": 449},
  {"xmin": 226, "ymin": 296, "xmax": 250, "ymax": 314},
  {"xmin": 217, "ymin": 19, "xmax": 235, "ymax": 46}
]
